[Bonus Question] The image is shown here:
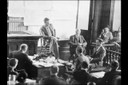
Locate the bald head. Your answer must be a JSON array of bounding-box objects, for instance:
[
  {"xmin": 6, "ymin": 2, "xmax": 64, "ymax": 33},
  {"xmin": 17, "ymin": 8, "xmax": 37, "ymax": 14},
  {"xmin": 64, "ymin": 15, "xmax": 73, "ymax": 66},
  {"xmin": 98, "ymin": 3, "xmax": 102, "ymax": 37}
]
[{"xmin": 19, "ymin": 44, "xmax": 28, "ymax": 53}]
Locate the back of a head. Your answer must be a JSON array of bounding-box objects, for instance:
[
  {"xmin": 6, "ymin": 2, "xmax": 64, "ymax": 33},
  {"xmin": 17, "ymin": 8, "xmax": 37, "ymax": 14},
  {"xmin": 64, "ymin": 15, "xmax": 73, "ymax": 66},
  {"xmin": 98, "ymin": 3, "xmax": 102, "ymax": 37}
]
[
  {"xmin": 87, "ymin": 82, "xmax": 96, "ymax": 85},
  {"xmin": 19, "ymin": 44, "xmax": 28, "ymax": 52},
  {"xmin": 81, "ymin": 61, "xmax": 89, "ymax": 69},
  {"xmin": 76, "ymin": 46, "xmax": 83, "ymax": 55},
  {"xmin": 111, "ymin": 60, "xmax": 119, "ymax": 70},
  {"xmin": 16, "ymin": 69, "xmax": 28, "ymax": 83},
  {"xmin": 50, "ymin": 65, "xmax": 59, "ymax": 75},
  {"xmin": 9, "ymin": 58, "xmax": 18, "ymax": 68}
]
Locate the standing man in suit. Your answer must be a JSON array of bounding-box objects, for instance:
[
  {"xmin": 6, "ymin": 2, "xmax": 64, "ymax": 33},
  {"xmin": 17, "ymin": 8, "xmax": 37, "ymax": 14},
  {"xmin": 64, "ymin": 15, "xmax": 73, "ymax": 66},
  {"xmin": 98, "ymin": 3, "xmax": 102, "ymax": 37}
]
[
  {"xmin": 69, "ymin": 29, "xmax": 87, "ymax": 62},
  {"xmin": 8, "ymin": 44, "xmax": 37, "ymax": 79},
  {"xmin": 40, "ymin": 18, "xmax": 59, "ymax": 59}
]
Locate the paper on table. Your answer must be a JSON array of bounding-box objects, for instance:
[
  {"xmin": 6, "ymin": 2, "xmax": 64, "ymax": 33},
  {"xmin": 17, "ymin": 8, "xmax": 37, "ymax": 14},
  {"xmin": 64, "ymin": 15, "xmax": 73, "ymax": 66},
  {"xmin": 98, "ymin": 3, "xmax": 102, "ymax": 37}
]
[{"xmin": 90, "ymin": 71, "xmax": 105, "ymax": 78}]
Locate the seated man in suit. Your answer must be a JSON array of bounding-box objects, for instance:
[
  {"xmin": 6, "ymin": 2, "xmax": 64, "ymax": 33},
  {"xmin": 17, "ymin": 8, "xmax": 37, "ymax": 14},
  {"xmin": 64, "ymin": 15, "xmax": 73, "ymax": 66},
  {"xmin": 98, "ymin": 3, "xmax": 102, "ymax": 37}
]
[
  {"xmin": 8, "ymin": 44, "xmax": 37, "ymax": 79},
  {"xmin": 41, "ymin": 65, "xmax": 67, "ymax": 85},
  {"xmin": 98, "ymin": 27, "xmax": 113, "ymax": 44},
  {"xmin": 69, "ymin": 29, "xmax": 87, "ymax": 62},
  {"xmin": 90, "ymin": 39, "xmax": 106, "ymax": 66},
  {"xmin": 73, "ymin": 61, "xmax": 98, "ymax": 85},
  {"xmin": 40, "ymin": 17, "xmax": 59, "ymax": 59}
]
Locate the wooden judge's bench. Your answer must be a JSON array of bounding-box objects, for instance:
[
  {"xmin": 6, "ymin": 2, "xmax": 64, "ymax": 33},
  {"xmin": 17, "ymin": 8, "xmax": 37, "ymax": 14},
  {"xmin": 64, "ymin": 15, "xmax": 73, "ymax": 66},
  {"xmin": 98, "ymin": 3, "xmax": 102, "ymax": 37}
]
[{"xmin": 7, "ymin": 17, "xmax": 42, "ymax": 55}]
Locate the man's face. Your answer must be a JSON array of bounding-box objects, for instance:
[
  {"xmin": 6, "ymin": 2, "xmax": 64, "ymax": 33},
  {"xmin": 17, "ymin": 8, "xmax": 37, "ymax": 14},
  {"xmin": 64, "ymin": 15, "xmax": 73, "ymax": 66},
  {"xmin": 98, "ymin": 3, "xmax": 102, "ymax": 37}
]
[
  {"xmin": 104, "ymin": 27, "xmax": 109, "ymax": 33},
  {"xmin": 44, "ymin": 20, "xmax": 49, "ymax": 25},
  {"xmin": 76, "ymin": 29, "xmax": 81, "ymax": 35}
]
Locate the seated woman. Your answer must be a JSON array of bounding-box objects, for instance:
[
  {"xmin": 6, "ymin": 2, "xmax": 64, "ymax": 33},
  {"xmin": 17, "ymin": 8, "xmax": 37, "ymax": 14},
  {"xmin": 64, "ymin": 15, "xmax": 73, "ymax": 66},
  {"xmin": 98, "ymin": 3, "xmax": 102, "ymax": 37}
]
[
  {"xmin": 7, "ymin": 58, "xmax": 18, "ymax": 81},
  {"xmin": 90, "ymin": 39, "xmax": 106, "ymax": 67},
  {"xmin": 98, "ymin": 26, "xmax": 113, "ymax": 44}
]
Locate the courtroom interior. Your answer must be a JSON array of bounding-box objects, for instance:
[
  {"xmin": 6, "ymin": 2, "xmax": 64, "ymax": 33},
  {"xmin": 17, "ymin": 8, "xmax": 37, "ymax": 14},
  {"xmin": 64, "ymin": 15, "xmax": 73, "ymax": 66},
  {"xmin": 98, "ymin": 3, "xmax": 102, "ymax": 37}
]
[{"xmin": 7, "ymin": 0, "xmax": 121, "ymax": 85}]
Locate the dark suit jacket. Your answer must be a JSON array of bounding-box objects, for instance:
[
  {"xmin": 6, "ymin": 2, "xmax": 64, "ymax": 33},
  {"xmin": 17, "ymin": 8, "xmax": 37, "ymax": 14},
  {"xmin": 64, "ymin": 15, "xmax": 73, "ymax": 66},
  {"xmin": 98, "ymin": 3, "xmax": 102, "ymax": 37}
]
[
  {"xmin": 101, "ymin": 70, "xmax": 121, "ymax": 85},
  {"xmin": 73, "ymin": 69, "xmax": 97, "ymax": 84},
  {"xmin": 69, "ymin": 35, "xmax": 86, "ymax": 46},
  {"xmin": 42, "ymin": 75, "xmax": 67, "ymax": 85},
  {"xmin": 69, "ymin": 35, "xmax": 87, "ymax": 54},
  {"xmin": 8, "ymin": 51, "xmax": 32, "ymax": 70},
  {"xmin": 8, "ymin": 51, "xmax": 37, "ymax": 78}
]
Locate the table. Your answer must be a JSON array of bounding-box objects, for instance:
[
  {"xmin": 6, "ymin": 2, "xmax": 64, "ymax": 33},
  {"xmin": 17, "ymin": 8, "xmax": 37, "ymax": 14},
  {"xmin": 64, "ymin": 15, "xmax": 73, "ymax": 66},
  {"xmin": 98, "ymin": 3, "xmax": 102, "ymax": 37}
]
[{"xmin": 32, "ymin": 59, "xmax": 68, "ymax": 83}]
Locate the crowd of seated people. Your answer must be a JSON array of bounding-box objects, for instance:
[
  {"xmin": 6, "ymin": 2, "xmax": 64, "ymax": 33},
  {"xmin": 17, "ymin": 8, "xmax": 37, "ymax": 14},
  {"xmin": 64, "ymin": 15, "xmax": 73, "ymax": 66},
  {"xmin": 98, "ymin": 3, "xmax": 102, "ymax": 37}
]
[{"xmin": 7, "ymin": 24, "xmax": 121, "ymax": 85}]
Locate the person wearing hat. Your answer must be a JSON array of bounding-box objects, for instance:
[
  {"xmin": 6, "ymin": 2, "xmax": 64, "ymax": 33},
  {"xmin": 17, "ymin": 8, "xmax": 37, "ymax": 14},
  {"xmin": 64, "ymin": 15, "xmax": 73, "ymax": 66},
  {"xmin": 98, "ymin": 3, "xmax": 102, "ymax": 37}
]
[
  {"xmin": 90, "ymin": 39, "xmax": 106, "ymax": 66},
  {"xmin": 40, "ymin": 17, "xmax": 59, "ymax": 59},
  {"xmin": 98, "ymin": 27, "xmax": 113, "ymax": 44}
]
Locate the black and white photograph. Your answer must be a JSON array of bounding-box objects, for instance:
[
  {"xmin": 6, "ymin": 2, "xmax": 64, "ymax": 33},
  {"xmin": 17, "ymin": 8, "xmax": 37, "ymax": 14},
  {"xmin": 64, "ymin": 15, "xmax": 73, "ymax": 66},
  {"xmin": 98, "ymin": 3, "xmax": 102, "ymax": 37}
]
[{"xmin": 7, "ymin": 0, "xmax": 121, "ymax": 85}]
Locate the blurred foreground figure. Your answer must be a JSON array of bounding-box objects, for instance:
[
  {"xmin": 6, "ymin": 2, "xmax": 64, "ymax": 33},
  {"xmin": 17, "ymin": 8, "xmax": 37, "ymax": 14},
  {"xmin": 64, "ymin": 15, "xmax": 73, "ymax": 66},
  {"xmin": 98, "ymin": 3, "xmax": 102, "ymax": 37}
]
[
  {"xmin": 41, "ymin": 65, "xmax": 67, "ymax": 85},
  {"xmin": 8, "ymin": 44, "xmax": 37, "ymax": 79},
  {"xmin": 40, "ymin": 17, "xmax": 59, "ymax": 59}
]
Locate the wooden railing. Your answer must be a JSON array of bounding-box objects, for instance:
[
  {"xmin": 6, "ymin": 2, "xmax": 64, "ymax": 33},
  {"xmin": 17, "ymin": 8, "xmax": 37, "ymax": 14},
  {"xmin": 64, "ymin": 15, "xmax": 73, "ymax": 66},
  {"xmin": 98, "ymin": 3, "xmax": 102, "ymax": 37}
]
[
  {"xmin": 90, "ymin": 43, "xmax": 121, "ymax": 67},
  {"xmin": 104, "ymin": 49, "xmax": 121, "ymax": 65}
]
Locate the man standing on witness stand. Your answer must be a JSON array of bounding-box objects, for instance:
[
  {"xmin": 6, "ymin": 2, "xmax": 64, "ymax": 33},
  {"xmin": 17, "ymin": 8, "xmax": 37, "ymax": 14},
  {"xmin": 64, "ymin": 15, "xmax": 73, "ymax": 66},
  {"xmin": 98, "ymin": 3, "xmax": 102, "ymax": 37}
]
[{"xmin": 40, "ymin": 17, "xmax": 59, "ymax": 59}]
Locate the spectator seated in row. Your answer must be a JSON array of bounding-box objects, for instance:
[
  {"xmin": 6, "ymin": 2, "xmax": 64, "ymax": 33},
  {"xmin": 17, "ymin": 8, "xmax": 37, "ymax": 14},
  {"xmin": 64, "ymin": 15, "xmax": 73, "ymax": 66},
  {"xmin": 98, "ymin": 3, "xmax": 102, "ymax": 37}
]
[
  {"xmin": 7, "ymin": 58, "xmax": 18, "ymax": 81},
  {"xmin": 41, "ymin": 65, "xmax": 68, "ymax": 85},
  {"xmin": 72, "ymin": 61, "xmax": 98, "ymax": 85},
  {"xmin": 100, "ymin": 60, "xmax": 121, "ymax": 85},
  {"xmin": 98, "ymin": 26, "xmax": 113, "ymax": 44}
]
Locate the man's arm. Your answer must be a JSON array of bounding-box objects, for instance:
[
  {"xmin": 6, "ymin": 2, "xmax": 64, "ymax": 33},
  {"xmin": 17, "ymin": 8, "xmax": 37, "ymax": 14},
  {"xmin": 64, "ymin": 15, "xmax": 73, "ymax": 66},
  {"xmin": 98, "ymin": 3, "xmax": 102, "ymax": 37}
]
[
  {"xmin": 50, "ymin": 24, "xmax": 56, "ymax": 37},
  {"xmin": 69, "ymin": 36, "xmax": 77, "ymax": 46},
  {"xmin": 81, "ymin": 36, "xmax": 87, "ymax": 47},
  {"xmin": 40, "ymin": 26, "xmax": 46, "ymax": 37},
  {"xmin": 109, "ymin": 32, "xmax": 113, "ymax": 40}
]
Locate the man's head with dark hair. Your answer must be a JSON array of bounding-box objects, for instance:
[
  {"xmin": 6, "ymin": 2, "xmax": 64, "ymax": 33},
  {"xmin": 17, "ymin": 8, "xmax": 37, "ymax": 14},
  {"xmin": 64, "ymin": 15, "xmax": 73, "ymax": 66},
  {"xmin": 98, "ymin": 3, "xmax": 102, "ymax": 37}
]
[
  {"xmin": 44, "ymin": 17, "xmax": 50, "ymax": 25},
  {"xmin": 50, "ymin": 65, "xmax": 59, "ymax": 75},
  {"xmin": 111, "ymin": 60, "xmax": 119, "ymax": 70},
  {"xmin": 81, "ymin": 61, "xmax": 89, "ymax": 69},
  {"xmin": 19, "ymin": 44, "xmax": 28, "ymax": 53},
  {"xmin": 9, "ymin": 58, "xmax": 18, "ymax": 68},
  {"xmin": 76, "ymin": 46, "xmax": 83, "ymax": 56}
]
